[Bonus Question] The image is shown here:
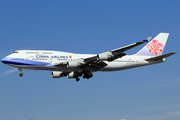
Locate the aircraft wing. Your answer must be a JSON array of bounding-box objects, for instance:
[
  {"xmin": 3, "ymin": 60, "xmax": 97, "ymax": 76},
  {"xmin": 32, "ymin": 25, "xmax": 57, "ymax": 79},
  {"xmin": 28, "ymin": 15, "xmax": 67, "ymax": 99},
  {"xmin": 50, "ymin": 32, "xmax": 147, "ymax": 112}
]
[
  {"xmin": 54, "ymin": 37, "xmax": 151, "ymax": 71},
  {"xmin": 84, "ymin": 36, "xmax": 151, "ymax": 62},
  {"xmin": 110, "ymin": 37, "xmax": 152, "ymax": 54}
]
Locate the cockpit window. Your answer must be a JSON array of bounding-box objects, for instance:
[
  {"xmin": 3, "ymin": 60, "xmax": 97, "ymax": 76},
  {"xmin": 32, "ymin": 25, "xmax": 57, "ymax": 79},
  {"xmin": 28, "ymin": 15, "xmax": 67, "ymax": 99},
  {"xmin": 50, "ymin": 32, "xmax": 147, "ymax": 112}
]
[{"xmin": 13, "ymin": 51, "xmax": 18, "ymax": 53}]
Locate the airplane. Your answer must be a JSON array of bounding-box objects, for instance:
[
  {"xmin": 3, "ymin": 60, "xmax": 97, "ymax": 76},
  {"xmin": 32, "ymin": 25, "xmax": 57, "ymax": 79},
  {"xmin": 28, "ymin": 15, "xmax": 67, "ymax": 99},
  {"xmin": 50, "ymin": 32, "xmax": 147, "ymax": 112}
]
[{"xmin": 1, "ymin": 33, "xmax": 177, "ymax": 81}]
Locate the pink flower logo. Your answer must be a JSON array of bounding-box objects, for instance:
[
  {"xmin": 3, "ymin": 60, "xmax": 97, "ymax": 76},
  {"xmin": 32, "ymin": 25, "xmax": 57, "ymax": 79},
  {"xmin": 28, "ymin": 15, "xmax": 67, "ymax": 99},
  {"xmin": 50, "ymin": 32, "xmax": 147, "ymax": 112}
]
[
  {"xmin": 147, "ymin": 39, "xmax": 163, "ymax": 55},
  {"xmin": 69, "ymin": 55, "xmax": 72, "ymax": 59}
]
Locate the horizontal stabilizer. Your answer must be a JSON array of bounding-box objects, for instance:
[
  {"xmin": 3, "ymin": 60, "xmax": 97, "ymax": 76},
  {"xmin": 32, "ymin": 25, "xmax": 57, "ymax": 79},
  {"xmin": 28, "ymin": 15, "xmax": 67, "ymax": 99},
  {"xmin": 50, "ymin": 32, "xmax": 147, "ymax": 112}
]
[{"xmin": 145, "ymin": 52, "xmax": 177, "ymax": 61}]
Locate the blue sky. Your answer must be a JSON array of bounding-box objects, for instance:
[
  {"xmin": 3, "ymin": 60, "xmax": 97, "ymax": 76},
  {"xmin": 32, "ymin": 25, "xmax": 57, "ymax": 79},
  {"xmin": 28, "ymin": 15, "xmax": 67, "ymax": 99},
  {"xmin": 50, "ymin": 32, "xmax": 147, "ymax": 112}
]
[{"xmin": 0, "ymin": 0, "xmax": 180, "ymax": 120}]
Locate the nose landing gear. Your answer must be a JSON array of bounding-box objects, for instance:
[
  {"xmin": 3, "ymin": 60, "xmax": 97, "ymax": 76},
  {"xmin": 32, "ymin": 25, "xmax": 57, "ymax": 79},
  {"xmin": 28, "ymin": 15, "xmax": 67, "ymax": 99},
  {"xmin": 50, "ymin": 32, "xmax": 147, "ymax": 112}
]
[
  {"xmin": 18, "ymin": 68, "xmax": 23, "ymax": 77},
  {"xmin": 19, "ymin": 73, "xmax": 23, "ymax": 77}
]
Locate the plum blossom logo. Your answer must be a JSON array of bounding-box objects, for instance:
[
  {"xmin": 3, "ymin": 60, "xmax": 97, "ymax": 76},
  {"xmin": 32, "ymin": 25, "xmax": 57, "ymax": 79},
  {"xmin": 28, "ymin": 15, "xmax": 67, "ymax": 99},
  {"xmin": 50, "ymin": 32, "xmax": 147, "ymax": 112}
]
[{"xmin": 147, "ymin": 39, "xmax": 163, "ymax": 55}]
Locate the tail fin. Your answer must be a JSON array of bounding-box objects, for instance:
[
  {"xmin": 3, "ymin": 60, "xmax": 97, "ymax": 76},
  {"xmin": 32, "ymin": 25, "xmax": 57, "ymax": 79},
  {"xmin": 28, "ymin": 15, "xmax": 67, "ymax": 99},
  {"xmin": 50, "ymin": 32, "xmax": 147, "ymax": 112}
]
[{"xmin": 136, "ymin": 33, "xmax": 169, "ymax": 56}]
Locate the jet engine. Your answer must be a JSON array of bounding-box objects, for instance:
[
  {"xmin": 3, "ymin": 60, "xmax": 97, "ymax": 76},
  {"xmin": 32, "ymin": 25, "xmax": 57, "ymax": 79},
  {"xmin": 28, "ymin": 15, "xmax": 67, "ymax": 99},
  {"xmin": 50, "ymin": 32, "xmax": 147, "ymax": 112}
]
[
  {"xmin": 68, "ymin": 72, "xmax": 82, "ymax": 78},
  {"xmin": 97, "ymin": 52, "xmax": 113, "ymax": 61},
  {"xmin": 51, "ymin": 71, "xmax": 66, "ymax": 78},
  {"xmin": 98, "ymin": 52, "xmax": 126, "ymax": 61},
  {"xmin": 68, "ymin": 72, "xmax": 76, "ymax": 78},
  {"xmin": 67, "ymin": 61, "xmax": 81, "ymax": 68}
]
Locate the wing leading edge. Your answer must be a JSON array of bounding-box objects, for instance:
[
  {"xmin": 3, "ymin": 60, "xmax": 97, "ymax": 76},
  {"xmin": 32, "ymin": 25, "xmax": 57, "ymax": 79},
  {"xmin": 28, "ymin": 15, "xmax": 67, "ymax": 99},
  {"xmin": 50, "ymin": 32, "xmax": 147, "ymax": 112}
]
[{"xmin": 83, "ymin": 37, "xmax": 151, "ymax": 63}]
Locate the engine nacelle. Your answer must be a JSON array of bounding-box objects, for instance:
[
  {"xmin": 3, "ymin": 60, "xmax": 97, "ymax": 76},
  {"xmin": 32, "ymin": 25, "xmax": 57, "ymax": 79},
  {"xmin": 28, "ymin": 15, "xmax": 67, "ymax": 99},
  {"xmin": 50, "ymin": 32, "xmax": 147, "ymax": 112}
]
[
  {"xmin": 68, "ymin": 72, "xmax": 82, "ymax": 78},
  {"xmin": 97, "ymin": 52, "xmax": 113, "ymax": 61},
  {"xmin": 67, "ymin": 61, "xmax": 81, "ymax": 68},
  {"xmin": 51, "ymin": 71, "xmax": 66, "ymax": 78},
  {"xmin": 68, "ymin": 72, "xmax": 76, "ymax": 78},
  {"xmin": 98, "ymin": 52, "xmax": 126, "ymax": 61}
]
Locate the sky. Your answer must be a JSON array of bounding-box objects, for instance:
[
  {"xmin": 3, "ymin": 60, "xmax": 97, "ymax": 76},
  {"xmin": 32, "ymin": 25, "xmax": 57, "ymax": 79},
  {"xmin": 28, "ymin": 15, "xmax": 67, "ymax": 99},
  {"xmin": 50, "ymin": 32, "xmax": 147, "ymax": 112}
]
[{"xmin": 0, "ymin": 0, "xmax": 180, "ymax": 120}]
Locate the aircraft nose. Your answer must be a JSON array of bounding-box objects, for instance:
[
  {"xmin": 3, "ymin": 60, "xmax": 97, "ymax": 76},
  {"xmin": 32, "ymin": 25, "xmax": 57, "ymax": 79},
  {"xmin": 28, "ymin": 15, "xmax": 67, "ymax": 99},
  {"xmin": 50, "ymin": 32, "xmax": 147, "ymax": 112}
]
[
  {"xmin": 1, "ymin": 57, "xmax": 5, "ymax": 63},
  {"xmin": 1, "ymin": 57, "xmax": 9, "ymax": 64}
]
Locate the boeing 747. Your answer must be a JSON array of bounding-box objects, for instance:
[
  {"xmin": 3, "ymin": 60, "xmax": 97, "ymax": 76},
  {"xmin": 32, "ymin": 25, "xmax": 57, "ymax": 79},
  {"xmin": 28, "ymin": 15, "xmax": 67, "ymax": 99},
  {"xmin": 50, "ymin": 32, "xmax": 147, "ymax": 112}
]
[{"xmin": 1, "ymin": 33, "xmax": 177, "ymax": 81}]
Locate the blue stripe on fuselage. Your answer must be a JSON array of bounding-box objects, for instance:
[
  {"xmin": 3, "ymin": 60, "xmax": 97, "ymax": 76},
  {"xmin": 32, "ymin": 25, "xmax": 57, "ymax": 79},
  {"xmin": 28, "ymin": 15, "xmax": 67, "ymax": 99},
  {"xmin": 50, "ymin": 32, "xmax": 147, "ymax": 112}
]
[{"xmin": 1, "ymin": 57, "xmax": 48, "ymax": 66}]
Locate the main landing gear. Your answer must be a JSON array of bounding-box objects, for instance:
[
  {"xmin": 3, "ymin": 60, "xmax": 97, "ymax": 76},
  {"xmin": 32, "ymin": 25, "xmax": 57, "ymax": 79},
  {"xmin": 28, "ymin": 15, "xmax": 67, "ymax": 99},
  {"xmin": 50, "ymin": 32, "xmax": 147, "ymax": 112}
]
[
  {"xmin": 18, "ymin": 68, "xmax": 23, "ymax": 77},
  {"xmin": 83, "ymin": 73, "xmax": 93, "ymax": 79},
  {"xmin": 75, "ymin": 72, "xmax": 93, "ymax": 82},
  {"xmin": 76, "ymin": 77, "xmax": 80, "ymax": 82}
]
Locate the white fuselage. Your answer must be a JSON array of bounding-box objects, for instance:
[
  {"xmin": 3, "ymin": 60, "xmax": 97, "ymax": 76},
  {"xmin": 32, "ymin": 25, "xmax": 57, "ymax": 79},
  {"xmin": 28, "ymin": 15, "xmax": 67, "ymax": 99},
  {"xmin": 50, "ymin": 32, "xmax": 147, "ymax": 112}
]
[
  {"xmin": 2, "ymin": 50, "xmax": 164, "ymax": 73},
  {"xmin": 1, "ymin": 33, "xmax": 175, "ymax": 81}
]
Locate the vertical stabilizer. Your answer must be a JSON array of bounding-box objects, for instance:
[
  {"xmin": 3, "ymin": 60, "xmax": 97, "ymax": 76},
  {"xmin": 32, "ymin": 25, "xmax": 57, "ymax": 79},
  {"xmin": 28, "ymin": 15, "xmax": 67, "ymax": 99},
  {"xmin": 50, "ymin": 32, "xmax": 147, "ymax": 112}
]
[{"xmin": 136, "ymin": 33, "xmax": 169, "ymax": 56}]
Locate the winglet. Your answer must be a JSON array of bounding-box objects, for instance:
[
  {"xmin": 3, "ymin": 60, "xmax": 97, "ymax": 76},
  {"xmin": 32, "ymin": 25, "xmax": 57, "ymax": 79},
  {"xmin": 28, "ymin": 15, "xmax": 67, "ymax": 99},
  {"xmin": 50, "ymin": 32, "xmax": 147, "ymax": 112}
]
[{"xmin": 143, "ymin": 37, "xmax": 152, "ymax": 42}]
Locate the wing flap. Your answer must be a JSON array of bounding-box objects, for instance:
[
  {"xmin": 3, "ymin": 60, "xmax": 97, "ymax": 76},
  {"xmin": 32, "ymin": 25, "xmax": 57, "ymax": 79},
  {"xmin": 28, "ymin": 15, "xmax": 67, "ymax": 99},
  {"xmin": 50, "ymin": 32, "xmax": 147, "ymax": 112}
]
[{"xmin": 81, "ymin": 61, "xmax": 107, "ymax": 71}]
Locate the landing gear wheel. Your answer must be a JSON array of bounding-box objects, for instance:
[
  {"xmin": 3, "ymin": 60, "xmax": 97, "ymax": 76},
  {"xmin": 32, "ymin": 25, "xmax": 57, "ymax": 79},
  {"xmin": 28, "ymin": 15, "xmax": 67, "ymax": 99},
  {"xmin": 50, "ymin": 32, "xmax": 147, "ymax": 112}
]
[
  {"xmin": 89, "ymin": 73, "xmax": 93, "ymax": 78},
  {"xmin": 83, "ymin": 75, "xmax": 86, "ymax": 79},
  {"xmin": 76, "ymin": 78, "xmax": 80, "ymax": 82},
  {"xmin": 83, "ymin": 73, "xmax": 93, "ymax": 79},
  {"xmin": 19, "ymin": 73, "xmax": 23, "ymax": 77},
  {"xmin": 18, "ymin": 68, "xmax": 23, "ymax": 77}
]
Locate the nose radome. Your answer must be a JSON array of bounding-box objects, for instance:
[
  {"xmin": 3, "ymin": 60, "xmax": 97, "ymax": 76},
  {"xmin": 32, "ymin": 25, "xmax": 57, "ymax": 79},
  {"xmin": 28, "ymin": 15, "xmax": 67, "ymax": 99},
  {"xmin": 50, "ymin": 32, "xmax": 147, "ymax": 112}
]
[
  {"xmin": 1, "ymin": 57, "xmax": 6, "ymax": 63},
  {"xmin": 1, "ymin": 57, "xmax": 9, "ymax": 64}
]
